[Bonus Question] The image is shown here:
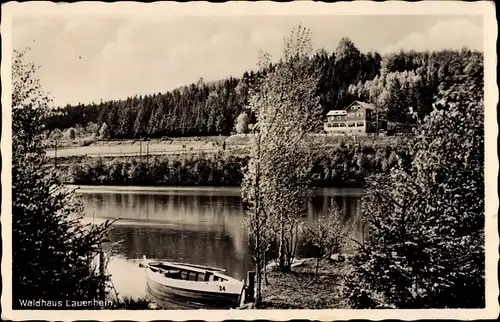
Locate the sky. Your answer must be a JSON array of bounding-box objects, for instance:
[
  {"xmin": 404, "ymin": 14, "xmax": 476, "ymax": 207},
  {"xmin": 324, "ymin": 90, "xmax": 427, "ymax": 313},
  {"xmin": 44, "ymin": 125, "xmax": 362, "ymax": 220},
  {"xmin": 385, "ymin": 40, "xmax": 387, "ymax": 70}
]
[{"xmin": 12, "ymin": 14, "xmax": 483, "ymax": 107}]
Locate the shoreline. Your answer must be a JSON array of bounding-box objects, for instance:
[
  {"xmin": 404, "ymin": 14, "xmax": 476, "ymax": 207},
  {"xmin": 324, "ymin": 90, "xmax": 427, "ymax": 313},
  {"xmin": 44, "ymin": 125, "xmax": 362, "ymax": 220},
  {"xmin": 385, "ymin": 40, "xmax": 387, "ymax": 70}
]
[
  {"xmin": 66, "ymin": 184, "xmax": 241, "ymax": 194},
  {"xmin": 66, "ymin": 184, "xmax": 365, "ymax": 196}
]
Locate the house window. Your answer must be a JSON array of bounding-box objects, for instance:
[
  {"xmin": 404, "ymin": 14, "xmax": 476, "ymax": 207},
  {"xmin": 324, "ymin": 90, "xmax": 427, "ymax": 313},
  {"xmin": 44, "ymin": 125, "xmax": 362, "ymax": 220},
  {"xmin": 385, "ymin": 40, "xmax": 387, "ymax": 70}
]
[
  {"xmin": 339, "ymin": 122, "xmax": 346, "ymax": 127},
  {"xmin": 333, "ymin": 123, "xmax": 339, "ymax": 128},
  {"xmin": 348, "ymin": 122, "xmax": 355, "ymax": 127},
  {"xmin": 336, "ymin": 116, "xmax": 341, "ymax": 120},
  {"xmin": 357, "ymin": 122, "xmax": 364, "ymax": 127}
]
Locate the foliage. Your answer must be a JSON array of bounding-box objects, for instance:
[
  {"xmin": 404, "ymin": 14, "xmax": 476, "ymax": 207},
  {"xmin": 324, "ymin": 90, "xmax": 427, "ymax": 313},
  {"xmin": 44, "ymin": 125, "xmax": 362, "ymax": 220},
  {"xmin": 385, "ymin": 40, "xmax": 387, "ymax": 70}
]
[
  {"xmin": 261, "ymin": 25, "xmax": 322, "ymax": 273},
  {"xmin": 45, "ymin": 122, "xmax": 99, "ymax": 147},
  {"xmin": 66, "ymin": 153, "xmax": 247, "ymax": 187},
  {"xmin": 234, "ymin": 111, "xmax": 250, "ymax": 134},
  {"xmin": 58, "ymin": 141, "xmax": 409, "ymax": 188},
  {"xmin": 348, "ymin": 49, "xmax": 483, "ymax": 123},
  {"xmin": 86, "ymin": 121, "xmax": 99, "ymax": 134},
  {"xmin": 110, "ymin": 296, "xmax": 152, "ymax": 310},
  {"xmin": 44, "ymin": 77, "xmax": 249, "ymax": 139},
  {"xmin": 259, "ymin": 25, "xmax": 320, "ymax": 256},
  {"xmin": 50, "ymin": 128, "xmax": 63, "ymax": 140},
  {"xmin": 242, "ymin": 25, "xmax": 323, "ymax": 306},
  {"xmin": 302, "ymin": 203, "xmax": 352, "ymax": 276},
  {"xmin": 347, "ymin": 54, "xmax": 484, "ymax": 308},
  {"xmin": 66, "ymin": 127, "xmax": 76, "ymax": 140},
  {"xmin": 99, "ymin": 122, "xmax": 110, "ymax": 140},
  {"xmin": 310, "ymin": 141, "xmax": 411, "ymax": 187},
  {"xmin": 12, "ymin": 48, "xmax": 113, "ymax": 308}
]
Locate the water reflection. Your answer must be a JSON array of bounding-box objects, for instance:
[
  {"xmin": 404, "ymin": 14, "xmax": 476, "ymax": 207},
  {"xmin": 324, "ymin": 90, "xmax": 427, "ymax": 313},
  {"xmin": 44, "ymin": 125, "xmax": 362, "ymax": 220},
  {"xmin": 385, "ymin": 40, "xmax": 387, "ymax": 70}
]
[{"xmin": 79, "ymin": 186, "xmax": 364, "ymax": 298}]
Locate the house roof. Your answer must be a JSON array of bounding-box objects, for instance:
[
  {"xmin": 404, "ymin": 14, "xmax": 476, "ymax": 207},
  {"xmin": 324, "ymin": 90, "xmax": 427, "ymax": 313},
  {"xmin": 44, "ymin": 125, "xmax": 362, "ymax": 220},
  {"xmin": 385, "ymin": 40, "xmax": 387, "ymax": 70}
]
[
  {"xmin": 349, "ymin": 100, "xmax": 376, "ymax": 110},
  {"xmin": 326, "ymin": 101, "xmax": 375, "ymax": 116},
  {"xmin": 326, "ymin": 110, "xmax": 347, "ymax": 116}
]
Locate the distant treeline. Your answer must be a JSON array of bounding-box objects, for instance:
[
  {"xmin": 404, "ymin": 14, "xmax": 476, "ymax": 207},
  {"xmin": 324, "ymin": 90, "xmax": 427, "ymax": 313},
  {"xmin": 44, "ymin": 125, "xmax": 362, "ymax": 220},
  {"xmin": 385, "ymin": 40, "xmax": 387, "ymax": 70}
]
[
  {"xmin": 43, "ymin": 39, "xmax": 482, "ymax": 140},
  {"xmin": 62, "ymin": 142, "xmax": 411, "ymax": 188}
]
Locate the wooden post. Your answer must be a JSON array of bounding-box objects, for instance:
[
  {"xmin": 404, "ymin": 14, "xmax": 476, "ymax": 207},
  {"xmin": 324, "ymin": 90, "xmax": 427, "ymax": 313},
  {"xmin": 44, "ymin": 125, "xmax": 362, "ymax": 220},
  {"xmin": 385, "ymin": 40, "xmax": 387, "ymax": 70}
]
[
  {"xmin": 246, "ymin": 271, "xmax": 256, "ymax": 303},
  {"xmin": 54, "ymin": 140, "xmax": 57, "ymax": 169},
  {"xmin": 98, "ymin": 246, "xmax": 106, "ymax": 301}
]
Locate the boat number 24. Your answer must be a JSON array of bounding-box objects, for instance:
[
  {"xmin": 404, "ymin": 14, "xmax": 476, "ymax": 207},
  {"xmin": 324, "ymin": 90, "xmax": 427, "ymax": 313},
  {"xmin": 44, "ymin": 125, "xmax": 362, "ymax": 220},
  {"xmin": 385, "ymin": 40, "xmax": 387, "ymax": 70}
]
[{"xmin": 218, "ymin": 285, "xmax": 226, "ymax": 292}]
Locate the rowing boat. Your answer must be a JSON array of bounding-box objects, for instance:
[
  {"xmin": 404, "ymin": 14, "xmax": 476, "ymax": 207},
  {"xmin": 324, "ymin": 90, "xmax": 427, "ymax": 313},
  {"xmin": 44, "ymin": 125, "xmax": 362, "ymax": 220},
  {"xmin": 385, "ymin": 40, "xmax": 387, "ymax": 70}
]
[{"xmin": 140, "ymin": 256, "xmax": 245, "ymax": 309}]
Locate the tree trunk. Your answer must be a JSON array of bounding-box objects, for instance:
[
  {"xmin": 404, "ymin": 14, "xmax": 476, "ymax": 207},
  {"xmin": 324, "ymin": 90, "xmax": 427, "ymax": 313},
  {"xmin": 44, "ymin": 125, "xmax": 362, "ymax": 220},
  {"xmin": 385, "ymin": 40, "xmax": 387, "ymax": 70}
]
[
  {"xmin": 254, "ymin": 261, "xmax": 262, "ymax": 307},
  {"xmin": 98, "ymin": 247, "xmax": 106, "ymax": 301},
  {"xmin": 287, "ymin": 224, "xmax": 297, "ymax": 272},
  {"xmin": 263, "ymin": 251, "xmax": 269, "ymax": 285},
  {"xmin": 278, "ymin": 220, "xmax": 286, "ymax": 272},
  {"xmin": 315, "ymin": 257, "xmax": 320, "ymax": 278},
  {"xmin": 253, "ymin": 134, "xmax": 263, "ymax": 306}
]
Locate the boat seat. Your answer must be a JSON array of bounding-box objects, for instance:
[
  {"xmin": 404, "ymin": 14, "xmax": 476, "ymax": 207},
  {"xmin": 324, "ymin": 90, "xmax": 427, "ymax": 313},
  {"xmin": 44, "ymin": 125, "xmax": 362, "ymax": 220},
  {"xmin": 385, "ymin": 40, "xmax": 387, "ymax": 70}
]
[{"xmin": 162, "ymin": 269, "xmax": 181, "ymax": 278}]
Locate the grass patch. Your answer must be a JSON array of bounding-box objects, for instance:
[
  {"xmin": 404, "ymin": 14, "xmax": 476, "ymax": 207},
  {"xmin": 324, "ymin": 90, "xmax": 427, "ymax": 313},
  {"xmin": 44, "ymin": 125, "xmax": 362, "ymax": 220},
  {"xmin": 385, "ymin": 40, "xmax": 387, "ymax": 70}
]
[{"xmin": 260, "ymin": 258, "xmax": 354, "ymax": 309}]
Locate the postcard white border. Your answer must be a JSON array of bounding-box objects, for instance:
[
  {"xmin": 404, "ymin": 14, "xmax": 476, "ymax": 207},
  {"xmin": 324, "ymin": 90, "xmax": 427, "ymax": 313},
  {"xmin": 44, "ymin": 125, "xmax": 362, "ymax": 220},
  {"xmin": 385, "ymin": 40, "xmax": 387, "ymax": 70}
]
[{"xmin": 1, "ymin": 1, "xmax": 498, "ymax": 321}]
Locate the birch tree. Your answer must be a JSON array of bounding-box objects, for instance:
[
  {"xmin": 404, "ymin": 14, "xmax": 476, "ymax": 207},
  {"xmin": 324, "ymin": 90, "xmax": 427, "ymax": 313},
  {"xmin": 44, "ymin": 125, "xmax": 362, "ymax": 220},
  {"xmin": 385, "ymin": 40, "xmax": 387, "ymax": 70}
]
[{"xmin": 242, "ymin": 25, "xmax": 323, "ymax": 304}]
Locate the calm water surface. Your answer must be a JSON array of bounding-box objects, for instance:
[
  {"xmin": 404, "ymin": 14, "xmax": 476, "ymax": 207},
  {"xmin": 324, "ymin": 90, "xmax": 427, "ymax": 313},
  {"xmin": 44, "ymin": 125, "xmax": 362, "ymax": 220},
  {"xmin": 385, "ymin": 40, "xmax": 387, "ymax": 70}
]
[{"xmin": 74, "ymin": 185, "xmax": 365, "ymax": 298}]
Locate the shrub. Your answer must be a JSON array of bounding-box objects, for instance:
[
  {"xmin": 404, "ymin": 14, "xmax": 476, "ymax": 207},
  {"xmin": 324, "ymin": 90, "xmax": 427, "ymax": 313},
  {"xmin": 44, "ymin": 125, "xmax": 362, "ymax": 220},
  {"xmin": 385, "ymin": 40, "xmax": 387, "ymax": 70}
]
[
  {"xmin": 302, "ymin": 203, "xmax": 352, "ymax": 276},
  {"xmin": 349, "ymin": 57, "xmax": 484, "ymax": 308}
]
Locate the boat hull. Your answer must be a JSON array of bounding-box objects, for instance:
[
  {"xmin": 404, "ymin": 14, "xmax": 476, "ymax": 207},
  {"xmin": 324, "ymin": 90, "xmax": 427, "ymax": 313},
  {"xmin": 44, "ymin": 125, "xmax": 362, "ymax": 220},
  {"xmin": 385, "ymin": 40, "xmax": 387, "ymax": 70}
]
[
  {"xmin": 146, "ymin": 275, "xmax": 241, "ymax": 309},
  {"xmin": 144, "ymin": 262, "xmax": 244, "ymax": 309}
]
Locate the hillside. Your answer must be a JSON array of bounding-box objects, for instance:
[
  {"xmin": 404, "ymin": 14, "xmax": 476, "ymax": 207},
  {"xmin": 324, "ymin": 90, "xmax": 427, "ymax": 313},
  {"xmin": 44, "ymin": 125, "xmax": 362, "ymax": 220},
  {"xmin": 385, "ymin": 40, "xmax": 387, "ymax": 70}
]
[{"xmin": 42, "ymin": 40, "xmax": 482, "ymax": 142}]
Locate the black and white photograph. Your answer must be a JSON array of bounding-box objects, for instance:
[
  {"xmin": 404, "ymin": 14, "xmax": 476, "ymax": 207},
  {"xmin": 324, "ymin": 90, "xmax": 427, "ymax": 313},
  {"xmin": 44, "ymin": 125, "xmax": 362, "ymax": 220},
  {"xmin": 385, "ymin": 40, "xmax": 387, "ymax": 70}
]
[{"xmin": 1, "ymin": 1, "xmax": 498, "ymax": 320}]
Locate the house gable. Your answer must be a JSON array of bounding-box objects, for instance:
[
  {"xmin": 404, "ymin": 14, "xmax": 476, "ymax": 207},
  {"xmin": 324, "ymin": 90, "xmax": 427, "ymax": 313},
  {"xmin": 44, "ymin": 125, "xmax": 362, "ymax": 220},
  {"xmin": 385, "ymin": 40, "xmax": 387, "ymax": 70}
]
[{"xmin": 346, "ymin": 100, "xmax": 375, "ymax": 112}]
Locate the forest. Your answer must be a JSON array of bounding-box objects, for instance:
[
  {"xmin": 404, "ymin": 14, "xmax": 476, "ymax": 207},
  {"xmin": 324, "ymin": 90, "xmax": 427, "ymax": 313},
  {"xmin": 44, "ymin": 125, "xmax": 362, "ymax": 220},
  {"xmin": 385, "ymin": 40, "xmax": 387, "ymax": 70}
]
[{"xmin": 42, "ymin": 38, "xmax": 483, "ymax": 140}]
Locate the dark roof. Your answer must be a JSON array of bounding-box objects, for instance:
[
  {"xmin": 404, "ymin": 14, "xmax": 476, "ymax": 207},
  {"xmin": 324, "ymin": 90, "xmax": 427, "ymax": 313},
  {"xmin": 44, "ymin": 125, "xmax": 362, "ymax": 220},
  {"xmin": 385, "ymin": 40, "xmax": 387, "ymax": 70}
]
[
  {"xmin": 326, "ymin": 101, "xmax": 376, "ymax": 116},
  {"xmin": 348, "ymin": 101, "xmax": 376, "ymax": 110}
]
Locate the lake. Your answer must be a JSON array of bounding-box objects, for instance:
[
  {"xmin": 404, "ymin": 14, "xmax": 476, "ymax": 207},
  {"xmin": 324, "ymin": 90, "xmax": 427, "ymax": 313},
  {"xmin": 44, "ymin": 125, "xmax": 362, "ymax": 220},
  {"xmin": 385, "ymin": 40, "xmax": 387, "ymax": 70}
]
[{"xmin": 73, "ymin": 185, "xmax": 365, "ymax": 299}]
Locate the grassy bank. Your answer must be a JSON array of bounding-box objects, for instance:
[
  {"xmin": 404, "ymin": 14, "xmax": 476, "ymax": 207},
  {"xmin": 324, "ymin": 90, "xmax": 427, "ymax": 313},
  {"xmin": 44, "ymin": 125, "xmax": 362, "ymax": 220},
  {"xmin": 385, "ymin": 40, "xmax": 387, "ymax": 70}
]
[
  {"xmin": 260, "ymin": 257, "xmax": 354, "ymax": 309},
  {"xmin": 46, "ymin": 136, "xmax": 242, "ymax": 158},
  {"xmin": 54, "ymin": 139, "xmax": 410, "ymax": 189},
  {"xmin": 46, "ymin": 134, "xmax": 406, "ymax": 158}
]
